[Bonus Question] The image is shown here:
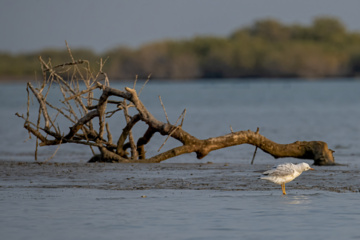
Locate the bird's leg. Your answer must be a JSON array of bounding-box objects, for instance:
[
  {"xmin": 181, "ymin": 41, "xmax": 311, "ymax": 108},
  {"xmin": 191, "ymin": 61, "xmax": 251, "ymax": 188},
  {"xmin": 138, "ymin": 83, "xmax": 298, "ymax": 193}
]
[{"xmin": 281, "ymin": 183, "xmax": 287, "ymax": 195}]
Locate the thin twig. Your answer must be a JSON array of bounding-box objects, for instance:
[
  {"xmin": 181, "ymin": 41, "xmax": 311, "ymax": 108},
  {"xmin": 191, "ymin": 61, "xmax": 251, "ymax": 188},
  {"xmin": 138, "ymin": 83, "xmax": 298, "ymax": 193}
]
[
  {"xmin": 133, "ymin": 75, "xmax": 138, "ymax": 89},
  {"xmin": 159, "ymin": 96, "xmax": 170, "ymax": 124},
  {"xmin": 43, "ymin": 60, "xmax": 85, "ymax": 72},
  {"xmin": 106, "ymin": 109, "xmax": 122, "ymax": 118},
  {"xmin": 172, "ymin": 109, "xmax": 186, "ymax": 128},
  {"xmin": 65, "ymin": 40, "xmax": 75, "ymax": 63},
  {"xmin": 45, "ymin": 101, "xmax": 76, "ymax": 124},
  {"xmin": 157, "ymin": 126, "xmax": 179, "ymax": 152},
  {"xmin": 27, "ymin": 82, "xmax": 51, "ymax": 130},
  {"xmin": 43, "ymin": 139, "xmax": 63, "ymax": 163},
  {"xmin": 251, "ymin": 127, "xmax": 260, "ymax": 165},
  {"xmin": 251, "ymin": 147, "xmax": 258, "ymax": 165},
  {"xmin": 26, "ymin": 85, "xmax": 30, "ymax": 122},
  {"xmin": 35, "ymin": 137, "xmax": 39, "ymax": 161},
  {"xmin": 180, "ymin": 108, "xmax": 186, "ymax": 127},
  {"xmin": 63, "ymin": 85, "xmax": 98, "ymax": 102},
  {"xmin": 35, "ymin": 106, "xmax": 43, "ymax": 161},
  {"xmin": 158, "ymin": 109, "xmax": 186, "ymax": 152},
  {"xmin": 138, "ymin": 73, "xmax": 151, "ymax": 96},
  {"xmin": 230, "ymin": 125, "xmax": 234, "ymax": 133},
  {"xmin": 99, "ymin": 58, "xmax": 110, "ymax": 86}
]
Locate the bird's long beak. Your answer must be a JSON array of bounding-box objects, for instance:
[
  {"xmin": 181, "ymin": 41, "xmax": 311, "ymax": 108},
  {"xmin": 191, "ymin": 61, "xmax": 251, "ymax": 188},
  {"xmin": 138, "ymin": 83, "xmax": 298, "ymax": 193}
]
[{"xmin": 310, "ymin": 168, "xmax": 315, "ymax": 170}]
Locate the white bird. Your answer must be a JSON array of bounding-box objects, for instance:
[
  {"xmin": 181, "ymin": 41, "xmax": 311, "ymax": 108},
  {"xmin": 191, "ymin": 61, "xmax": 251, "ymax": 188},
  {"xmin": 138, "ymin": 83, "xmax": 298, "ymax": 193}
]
[{"xmin": 260, "ymin": 162, "xmax": 314, "ymax": 195}]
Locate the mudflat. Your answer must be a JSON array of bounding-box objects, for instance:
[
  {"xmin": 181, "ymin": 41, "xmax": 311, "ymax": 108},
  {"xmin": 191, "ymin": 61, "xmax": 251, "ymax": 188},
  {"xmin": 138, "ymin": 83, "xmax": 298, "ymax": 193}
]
[{"xmin": 1, "ymin": 161, "xmax": 359, "ymax": 193}]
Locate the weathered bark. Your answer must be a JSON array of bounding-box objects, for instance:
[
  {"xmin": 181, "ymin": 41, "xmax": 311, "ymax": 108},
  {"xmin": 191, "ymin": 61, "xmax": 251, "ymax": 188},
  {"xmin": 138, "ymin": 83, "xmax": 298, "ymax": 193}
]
[{"xmin": 16, "ymin": 50, "xmax": 336, "ymax": 165}]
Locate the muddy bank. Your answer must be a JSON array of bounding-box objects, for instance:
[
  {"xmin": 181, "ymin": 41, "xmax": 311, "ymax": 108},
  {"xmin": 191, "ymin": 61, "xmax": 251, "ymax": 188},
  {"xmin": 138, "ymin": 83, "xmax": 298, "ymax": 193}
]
[{"xmin": 0, "ymin": 161, "xmax": 359, "ymax": 193}]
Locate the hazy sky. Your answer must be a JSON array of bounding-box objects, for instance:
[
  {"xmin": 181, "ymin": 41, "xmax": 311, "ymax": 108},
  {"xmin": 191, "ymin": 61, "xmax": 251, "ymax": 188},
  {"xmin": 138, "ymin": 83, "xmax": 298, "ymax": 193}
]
[{"xmin": 1, "ymin": 0, "xmax": 360, "ymax": 53}]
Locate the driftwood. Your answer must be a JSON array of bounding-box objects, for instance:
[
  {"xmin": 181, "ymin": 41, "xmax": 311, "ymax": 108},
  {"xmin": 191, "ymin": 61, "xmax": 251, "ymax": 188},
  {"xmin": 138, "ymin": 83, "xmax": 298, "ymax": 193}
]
[{"xmin": 16, "ymin": 46, "xmax": 335, "ymax": 165}]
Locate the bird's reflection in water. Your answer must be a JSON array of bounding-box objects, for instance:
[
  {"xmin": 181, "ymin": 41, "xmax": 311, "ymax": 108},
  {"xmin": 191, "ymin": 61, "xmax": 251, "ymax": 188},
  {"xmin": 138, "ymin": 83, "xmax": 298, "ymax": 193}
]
[{"xmin": 284, "ymin": 195, "xmax": 311, "ymax": 205}]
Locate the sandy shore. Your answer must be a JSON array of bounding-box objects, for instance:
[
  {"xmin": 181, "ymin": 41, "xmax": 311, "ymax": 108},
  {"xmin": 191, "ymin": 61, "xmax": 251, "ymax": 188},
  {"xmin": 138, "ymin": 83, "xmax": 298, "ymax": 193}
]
[{"xmin": 1, "ymin": 161, "xmax": 359, "ymax": 193}]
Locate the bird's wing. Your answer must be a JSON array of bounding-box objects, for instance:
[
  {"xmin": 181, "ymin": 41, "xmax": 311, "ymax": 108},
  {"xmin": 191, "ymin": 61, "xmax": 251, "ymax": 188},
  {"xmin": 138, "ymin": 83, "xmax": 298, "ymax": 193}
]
[{"xmin": 262, "ymin": 163, "xmax": 295, "ymax": 177}]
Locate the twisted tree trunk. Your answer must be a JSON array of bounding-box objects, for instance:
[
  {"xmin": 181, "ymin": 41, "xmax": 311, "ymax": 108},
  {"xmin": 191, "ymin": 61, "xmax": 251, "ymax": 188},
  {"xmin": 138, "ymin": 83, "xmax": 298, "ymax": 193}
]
[{"xmin": 16, "ymin": 48, "xmax": 336, "ymax": 165}]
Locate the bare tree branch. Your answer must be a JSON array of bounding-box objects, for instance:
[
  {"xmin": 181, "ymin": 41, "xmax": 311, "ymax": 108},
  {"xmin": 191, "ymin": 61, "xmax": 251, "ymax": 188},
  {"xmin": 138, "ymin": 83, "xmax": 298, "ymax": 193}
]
[{"xmin": 16, "ymin": 47, "xmax": 336, "ymax": 165}]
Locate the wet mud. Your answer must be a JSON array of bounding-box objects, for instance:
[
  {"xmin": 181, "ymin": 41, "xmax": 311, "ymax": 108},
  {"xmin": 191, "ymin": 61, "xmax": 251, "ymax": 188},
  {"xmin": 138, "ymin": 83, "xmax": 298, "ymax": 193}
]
[{"xmin": 1, "ymin": 161, "xmax": 359, "ymax": 193}]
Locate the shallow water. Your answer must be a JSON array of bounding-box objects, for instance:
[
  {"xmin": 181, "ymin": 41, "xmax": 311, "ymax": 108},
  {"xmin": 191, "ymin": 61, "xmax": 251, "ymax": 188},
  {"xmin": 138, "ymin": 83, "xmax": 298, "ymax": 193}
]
[
  {"xmin": 1, "ymin": 79, "xmax": 360, "ymax": 239},
  {"xmin": 1, "ymin": 188, "xmax": 360, "ymax": 240},
  {"xmin": 2, "ymin": 80, "xmax": 360, "ymax": 164}
]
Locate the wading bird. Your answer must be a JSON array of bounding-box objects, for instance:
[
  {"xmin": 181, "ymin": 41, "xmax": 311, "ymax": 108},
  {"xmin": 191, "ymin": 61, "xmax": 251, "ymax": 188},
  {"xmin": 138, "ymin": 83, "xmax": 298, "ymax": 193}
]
[{"xmin": 260, "ymin": 162, "xmax": 314, "ymax": 195}]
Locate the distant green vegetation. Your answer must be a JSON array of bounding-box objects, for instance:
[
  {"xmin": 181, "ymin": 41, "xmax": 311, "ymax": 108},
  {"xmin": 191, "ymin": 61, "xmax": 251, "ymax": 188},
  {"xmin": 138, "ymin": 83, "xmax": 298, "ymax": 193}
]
[
  {"xmin": 2, "ymin": 17, "xmax": 360, "ymax": 80},
  {"xmin": 0, "ymin": 48, "xmax": 99, "ymax": 80}
]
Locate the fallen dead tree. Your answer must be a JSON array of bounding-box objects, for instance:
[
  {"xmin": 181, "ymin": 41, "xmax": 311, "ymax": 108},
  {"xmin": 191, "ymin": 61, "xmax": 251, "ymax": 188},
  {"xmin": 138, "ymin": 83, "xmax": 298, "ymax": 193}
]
[{"xmin": 16, "ymin": 45, "xmax": 335, "ymax": 165}]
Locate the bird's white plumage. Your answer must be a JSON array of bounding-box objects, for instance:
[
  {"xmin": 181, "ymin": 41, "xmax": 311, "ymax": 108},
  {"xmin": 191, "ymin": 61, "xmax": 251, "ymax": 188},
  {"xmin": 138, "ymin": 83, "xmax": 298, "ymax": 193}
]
[{"xmin": 260, "ymin": 162, "xmax": 313, "ymax": 185}]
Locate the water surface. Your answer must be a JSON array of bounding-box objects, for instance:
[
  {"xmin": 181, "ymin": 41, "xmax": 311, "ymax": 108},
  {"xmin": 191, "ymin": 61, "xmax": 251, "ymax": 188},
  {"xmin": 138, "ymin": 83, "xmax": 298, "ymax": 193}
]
[
  {"xmin": 1, "ymin": 79, "xmax": 360, "ymax": 239},
  {"xmin": 1, "ymin": 188, "xmax": 359, "ymax": 240}
]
